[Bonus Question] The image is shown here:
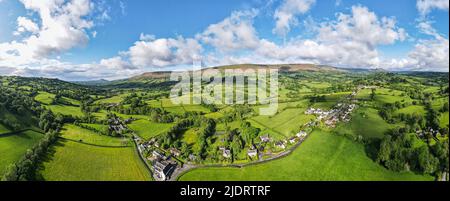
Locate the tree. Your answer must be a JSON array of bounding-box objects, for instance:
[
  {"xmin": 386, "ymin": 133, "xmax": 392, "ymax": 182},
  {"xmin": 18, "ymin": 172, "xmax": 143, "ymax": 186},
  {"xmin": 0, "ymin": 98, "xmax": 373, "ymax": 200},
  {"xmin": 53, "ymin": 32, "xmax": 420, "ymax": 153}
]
[
  {"xmin": 417, "ymin": 146, "xmax": 439, "ymax": 174},
  {"xmin": 370, "ymin": 88, "xmax": 376, "ymax": 100}
]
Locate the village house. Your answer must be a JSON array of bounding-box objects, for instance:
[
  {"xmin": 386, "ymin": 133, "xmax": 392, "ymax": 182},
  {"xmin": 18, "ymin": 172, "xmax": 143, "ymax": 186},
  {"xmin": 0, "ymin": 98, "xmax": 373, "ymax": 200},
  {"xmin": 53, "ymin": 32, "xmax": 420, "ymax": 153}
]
[
  {"xmin": 289, "ymin": 137, "xmax": 297, "ymax": 144},
  {"xmin": 247, "ymin": 149, "xmax": 258, "ymax": 158},
  {"xmin": 260, "ymin": 135, "xmax": 270, "ymax": 143},
  {"xmin": 275, "ymin": 141, "xmax": 286, "ymax": 149},
  {"xmin": 188, "ymin": 154, "xmax": 197, "ymax": 161},
  {"xmin": 169, "ymin": 148, "xmax": 181, "ymax": 157},
  {"xmin": 223, "ymin": 149, "xmax": 231, "ymax": 158},
  {"xmin": 296, "ymin": 131, "xmax": 307, "ymax": 138}
]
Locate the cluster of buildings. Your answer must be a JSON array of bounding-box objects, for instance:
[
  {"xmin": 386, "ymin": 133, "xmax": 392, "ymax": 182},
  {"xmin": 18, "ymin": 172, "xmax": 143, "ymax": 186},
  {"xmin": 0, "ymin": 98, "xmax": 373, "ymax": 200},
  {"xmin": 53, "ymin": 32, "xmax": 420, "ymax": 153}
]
[
  {"xmin": 416, "ymin": 128, "xmax": 441, "ymax": 138},
  {"xmin": 305, "ymin": 103, "xmax": 357, "ymax": 128},
  {"xmin": 274, "ymin": 130, "xmax": 309, "ymax": 150},
  {"xmin": 149, "ymin": 150, "xmax": 177, "ymax": 181},
  {"xmin": 324, "ymin": 103, "xmax": 356, "ymax": 127},
  {"xmin": 107, "ymin": 116, "xmax": 129, "ymax": 134},
  {"xmin": 134, "ymin": 136, "xmax": 178, "ymax": 181}
]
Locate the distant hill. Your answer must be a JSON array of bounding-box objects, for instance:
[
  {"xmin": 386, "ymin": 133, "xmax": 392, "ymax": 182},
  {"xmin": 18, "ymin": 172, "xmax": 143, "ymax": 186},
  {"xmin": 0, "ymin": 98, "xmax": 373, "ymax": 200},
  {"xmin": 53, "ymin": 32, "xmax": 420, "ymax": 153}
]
[
  {"xmin": 126, "ymin": 64, "xmax": 345, "ymax": 81},
  {"xmin": 128, "ymin": 71, "xmax": 172, "ymax": 81},
  {"xmin": 73, "ymin": 79, "xmax": 111, "ymax": 86}
]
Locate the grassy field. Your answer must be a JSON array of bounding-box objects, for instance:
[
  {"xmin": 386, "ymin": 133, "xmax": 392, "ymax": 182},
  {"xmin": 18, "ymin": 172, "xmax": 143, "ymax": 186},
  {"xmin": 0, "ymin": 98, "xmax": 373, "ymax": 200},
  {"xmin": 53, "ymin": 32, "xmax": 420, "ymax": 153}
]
[
  {"xmin": 128, "ymin": 119, "xmax": 174, "ymax": 140},
  {"xmin": 94, "ymin": 93, "xmax": 132, "ymax": 104},
  {"xmin": 45, "ymin": 105, "xmax": 84, "ymax": 117},
  {"xmin": 357, "ymin": 88, "xmax": 412, "ymax": 106},
  {"xmin": 440, "ymin": 112, "xmax": 449, "ymax": 128},
  {"xmin": 251, "ymin": 108, "xmax": 315, "ymax": 137},
  {"xmin": 394, "ymin": 105, "xmax": 426, "ymax": 116},
  {"xmin": 80, "ymin": 123, "xmax": 108, "ymax": 132},
  {"xmin": 39, "ymin": 139, "xmax": 151, "ymax": 181},
  {"xmin": 312, "ymin": 92, "xmax": 351, "ymax": 110},
  {"xmin": 60, "ymin": 124, "xmax": 130, "ymax": 147},
  {"xmin": 179, "ymin": 129, "xmax": 433, "ymax": 181},
  {"xmin": 0, "ymin": 107, "xmax": 37, "ymax": 128},
  {"xmin": 0, "ymin": 130, "xmax": 44, "ymax": 176},
  {"xmin": 335, "ymin": 107, "xmax": 400, "ymax": 139},
  {"xmin": 35, "ymin": 91, "xmax": 55, "ymax": 105},
  {"xmin": 0, "ymin": 123, "xmax": 10, "ymax": 134}
]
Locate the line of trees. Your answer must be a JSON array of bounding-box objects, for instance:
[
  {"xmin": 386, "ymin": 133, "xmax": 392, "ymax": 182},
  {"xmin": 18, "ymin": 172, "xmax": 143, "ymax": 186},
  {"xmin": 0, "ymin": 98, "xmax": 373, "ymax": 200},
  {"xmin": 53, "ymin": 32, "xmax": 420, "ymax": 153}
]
[{"xmin": 2, "ymin": 130, "xmax": 59, "ymax": 181}]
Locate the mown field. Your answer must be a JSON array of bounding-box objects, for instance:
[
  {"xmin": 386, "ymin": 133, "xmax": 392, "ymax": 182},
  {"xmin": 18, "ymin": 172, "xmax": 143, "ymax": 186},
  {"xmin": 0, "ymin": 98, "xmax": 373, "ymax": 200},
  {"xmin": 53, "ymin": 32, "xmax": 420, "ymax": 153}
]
[
  {"xmin": 179, "ymin": 129, "xmax": 433, "ymax": 181},
  {"xmin": 0, "ymin": 130, "xmax": 44, "ymax": 176},
  {"xmin": 35, "ymin": 91, "xmax": 55, "ymax": 105},
  {"xmin": 128, "ymin": 119, "xmax": 174, "ymax": 140},
  {"xmin": 334, "ymin": 107, "xmax": 401, "ymax": 139},
  {"xmin": 45, "ymin": 105, "xmax": 84, "ymax": 117},
  {"xmin": 39, "ymin": 139, "xmax": 151, "ymax": 181},
  {"xmin": 60, "ymin": 124, "xmax": 130, "ymax": 147}
]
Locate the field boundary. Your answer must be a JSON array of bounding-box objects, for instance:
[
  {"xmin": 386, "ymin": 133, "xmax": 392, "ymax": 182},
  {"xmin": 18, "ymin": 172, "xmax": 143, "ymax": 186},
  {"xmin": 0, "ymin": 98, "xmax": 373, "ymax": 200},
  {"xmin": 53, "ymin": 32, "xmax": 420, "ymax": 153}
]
[
  {"xmin": 59, "ymin": 137, "xmax": 132, "ymax": 148},
  {"xmin": 0, "ymin": 128, "xmax": 45, "ymax": 138}
]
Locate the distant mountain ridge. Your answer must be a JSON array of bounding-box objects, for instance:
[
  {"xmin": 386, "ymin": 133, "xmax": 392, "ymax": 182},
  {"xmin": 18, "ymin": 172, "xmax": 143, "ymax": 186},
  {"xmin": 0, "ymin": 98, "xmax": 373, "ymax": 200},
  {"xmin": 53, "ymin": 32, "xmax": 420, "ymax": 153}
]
[{"xmin": 126, "ymin": 64, "xmax": 346, "ymax": 81}]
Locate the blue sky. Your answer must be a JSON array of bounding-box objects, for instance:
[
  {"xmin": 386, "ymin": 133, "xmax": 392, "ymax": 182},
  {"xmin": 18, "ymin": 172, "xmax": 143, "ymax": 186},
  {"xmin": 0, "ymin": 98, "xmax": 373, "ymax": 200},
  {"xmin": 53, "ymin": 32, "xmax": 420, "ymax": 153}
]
[{"xmin": 0, "ymin": 0, "xmax": 448, "ymax": 80}]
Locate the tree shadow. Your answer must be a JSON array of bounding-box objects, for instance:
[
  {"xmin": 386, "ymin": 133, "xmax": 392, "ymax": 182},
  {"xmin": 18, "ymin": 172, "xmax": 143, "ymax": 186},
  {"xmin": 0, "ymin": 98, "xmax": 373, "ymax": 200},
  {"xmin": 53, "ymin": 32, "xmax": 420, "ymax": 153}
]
[
  {"xmin": 364, "ymin": 138, "xmax": 381, "ymax": 161},
  {"xmin": 35, "ymin": 140, "xmax": 66, "ymax": 181}
]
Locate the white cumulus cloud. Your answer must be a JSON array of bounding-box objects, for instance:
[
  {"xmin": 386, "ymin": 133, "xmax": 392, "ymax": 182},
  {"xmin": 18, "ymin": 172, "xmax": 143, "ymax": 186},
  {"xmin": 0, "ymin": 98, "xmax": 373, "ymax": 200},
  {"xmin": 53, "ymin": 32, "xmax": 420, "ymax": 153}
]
[
  {"xmin": 273, "ymin": 0, "xmax": 315, "ymax": 37},
  {"xmin": 417, "ymin": 0, "xmax": 449, "ymax": 16},
  {"xmin": 199, "ymin": 9, "xmax": 260, "ymax": 52}
]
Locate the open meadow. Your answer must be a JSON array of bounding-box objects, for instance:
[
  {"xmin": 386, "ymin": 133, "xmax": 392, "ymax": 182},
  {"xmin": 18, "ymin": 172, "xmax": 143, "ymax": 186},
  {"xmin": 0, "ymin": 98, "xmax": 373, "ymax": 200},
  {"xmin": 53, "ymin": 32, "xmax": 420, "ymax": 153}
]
[
  {"xmin": 39, "ymin": 139, "xmax": 151, "ymax": 181},
  {"xmin": 0, "ymin": 130, "xmax": 44, "ymax": 176}
]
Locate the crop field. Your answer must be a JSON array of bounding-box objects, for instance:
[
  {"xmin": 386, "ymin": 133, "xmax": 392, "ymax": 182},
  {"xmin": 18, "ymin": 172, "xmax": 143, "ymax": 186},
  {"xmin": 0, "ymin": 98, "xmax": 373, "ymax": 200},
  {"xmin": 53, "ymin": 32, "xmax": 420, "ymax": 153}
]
[
  {"xmin": 60, "ymin": 124, "xmax": 130, "ymax": 147},
  {"xmin": 39, "ymin": 139, "xmax": 151, "ymax": 181},
  {"xmin": 128, "ymin": 119, "xmax": 174, "ymax": 140},
  {"xmin": 35, "ymin": 92, "xmax": 55, "ymax": 105},
  {"xmin": 179, "ymin": 129, "xmax": 433, "ymax": 181},
  {"xmin": 0, "ymin": 130, "xmax": 44, "ymax": 176}
]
